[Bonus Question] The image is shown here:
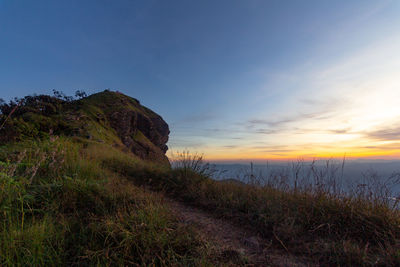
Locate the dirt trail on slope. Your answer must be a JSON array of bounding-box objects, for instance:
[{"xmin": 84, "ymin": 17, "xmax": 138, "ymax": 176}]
[{"xmin": 167, "ymin": 200, "xmax": 312, "ymax": 267}]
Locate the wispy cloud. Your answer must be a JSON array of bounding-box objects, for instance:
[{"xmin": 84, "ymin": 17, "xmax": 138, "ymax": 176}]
[
  {"xmin": 171, "ymin": 30, "xmax": 400, "ymax": 160},
  {"xmin": 254, "ymin": 128, "xmax": 279, "ymax": 135},
  {"xmin": 328, "ymin": 128, "xmax": 352, "ymax": 134},
  {"xmin": 365, "ymin": 126, "xmax": 400, "ymax": 141}
]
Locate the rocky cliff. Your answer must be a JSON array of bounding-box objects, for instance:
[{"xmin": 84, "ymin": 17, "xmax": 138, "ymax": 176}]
[{"xmin": 0, "ymin": 90, "xmax": 170, "ymax": 165}]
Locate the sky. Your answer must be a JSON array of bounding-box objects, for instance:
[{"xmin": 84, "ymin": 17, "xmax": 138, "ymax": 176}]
[{"xmin": 1, "ymin": 0, "xmax": 400, "ymax": 161}]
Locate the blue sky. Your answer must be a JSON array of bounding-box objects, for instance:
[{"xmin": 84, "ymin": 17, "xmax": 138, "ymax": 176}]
[{"xmin": 1, "ymin": 0, "xmax": 400, "ymax": 161}]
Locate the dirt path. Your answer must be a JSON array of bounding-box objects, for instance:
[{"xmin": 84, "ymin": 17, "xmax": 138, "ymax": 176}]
[{"xmin": 167, "ymin": 200, "xmax": 311, "ymax": 267}]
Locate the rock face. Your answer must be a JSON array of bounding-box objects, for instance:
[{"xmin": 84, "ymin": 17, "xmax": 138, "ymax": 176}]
[
  {"xmin": 106, "ymin": 104, "xmax": 169, "ymax": 163},
  {"xmin": 83, "ymin": 91, "xmax": 170, "ymax": 165},
  {"xmin": 109, "ymin": 108, "xmax": 169, "ymax": 152}
]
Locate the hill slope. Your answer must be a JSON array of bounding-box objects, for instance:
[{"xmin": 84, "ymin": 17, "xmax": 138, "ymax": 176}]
[
  {"xmin": 0, "ymin": 90, "xmax": 170, "ymax": 165},
  {"xmin": 0, "ymin": 91, "xmax": 248, "ymax": 266},
  {"xmin": 1, "ymin": 91, "xmax": 399, "ymax": 266}
]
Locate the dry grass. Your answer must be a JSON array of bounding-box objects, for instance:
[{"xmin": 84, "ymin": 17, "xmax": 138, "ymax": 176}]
[
  {"xmin": 0, "ymin": 139, "xmax": 243, "ymax": 266},
  {"xmin": 2, "ymin": 137, "xmax": 399, "ymax": 265},
  {"xmin": 137, "ymin": 152, "xmax": 400, "ymax": 266}
]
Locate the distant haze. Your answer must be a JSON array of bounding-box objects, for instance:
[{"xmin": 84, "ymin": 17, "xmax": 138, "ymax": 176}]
[{"xmin": 212, "ymin": 160, "xmax": 400, "ymax": 196}]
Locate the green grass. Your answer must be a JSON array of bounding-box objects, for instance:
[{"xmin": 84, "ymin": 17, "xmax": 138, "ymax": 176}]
[
  {"xmin": 0, "ymin": 138, "xmax": 245, "ymax": 266},
  {"xmin": 2, "ymin": 134, "xmax": 399, "ymax": 265},
  {"xmin": 109, "ymin": 152, "xmax": 400, "ymax": 266}
]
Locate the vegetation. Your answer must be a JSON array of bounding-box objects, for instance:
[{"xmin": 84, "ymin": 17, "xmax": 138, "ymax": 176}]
[
  {"xmin": 1, "ymin": 91, "xmax": 399, "ymax": 266},
  {"xmin": 0, "ymin": 92, "xmax": 245, "ymax": 266},
  {"xmin": 0, "ymin": 138, "xmax": 249, "ymax": 266},
  {"xmin": 98, "ymin": 146, "xmax": 400, "ymax": 266}
]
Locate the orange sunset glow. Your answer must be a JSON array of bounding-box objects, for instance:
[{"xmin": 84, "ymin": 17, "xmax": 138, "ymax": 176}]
[{"xmin": 169, "ymin": 37, "xmax": 400, "ymax": 161}]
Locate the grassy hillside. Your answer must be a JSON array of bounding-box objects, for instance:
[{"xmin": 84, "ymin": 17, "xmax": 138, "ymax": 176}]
[
  {"xmin": 1, "ymin": 91, "xmax": 399, "ymax": 266},
  {"xmin": 0, "ymin": 138, "xmax": 250, "ymax": 266},
  {"xmin": 0, "ymin": 92, "xmax": 244, "ymax": 266},
  {"xmin": 129, "ymin": 153, "xmax": 400, "ymax": 266}
]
